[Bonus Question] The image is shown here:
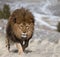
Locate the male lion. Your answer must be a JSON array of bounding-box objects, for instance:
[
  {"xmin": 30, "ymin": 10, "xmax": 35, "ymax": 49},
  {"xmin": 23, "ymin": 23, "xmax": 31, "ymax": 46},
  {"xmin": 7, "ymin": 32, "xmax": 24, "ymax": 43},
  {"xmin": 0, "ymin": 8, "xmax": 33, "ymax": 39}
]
[{"xmin": 6, "ymin": 8, "xmax": 35, "ymax": 54}]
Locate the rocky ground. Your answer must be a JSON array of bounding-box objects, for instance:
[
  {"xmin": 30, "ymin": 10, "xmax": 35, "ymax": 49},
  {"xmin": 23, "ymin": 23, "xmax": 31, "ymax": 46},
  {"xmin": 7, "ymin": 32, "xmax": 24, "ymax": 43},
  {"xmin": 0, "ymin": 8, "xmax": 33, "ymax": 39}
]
[{"xmin": 0, "ymin": 18, "xmax": 60, "ymax": 57}]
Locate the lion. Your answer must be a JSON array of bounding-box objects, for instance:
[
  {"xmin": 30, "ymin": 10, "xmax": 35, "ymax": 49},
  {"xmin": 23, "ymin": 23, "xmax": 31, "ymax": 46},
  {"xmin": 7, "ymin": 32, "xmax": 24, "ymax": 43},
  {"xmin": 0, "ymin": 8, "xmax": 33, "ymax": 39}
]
[{"xmin": 6, "ymin": 7, "xmax": 35, "ymax": 54}]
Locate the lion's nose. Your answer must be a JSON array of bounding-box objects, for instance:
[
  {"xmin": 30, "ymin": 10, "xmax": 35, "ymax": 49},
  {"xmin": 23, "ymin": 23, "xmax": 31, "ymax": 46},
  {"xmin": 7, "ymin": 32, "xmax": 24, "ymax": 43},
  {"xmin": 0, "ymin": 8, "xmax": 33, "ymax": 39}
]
[{"xmin": 21, "ymin": 33, "xmax": 27, "ymax": 38}]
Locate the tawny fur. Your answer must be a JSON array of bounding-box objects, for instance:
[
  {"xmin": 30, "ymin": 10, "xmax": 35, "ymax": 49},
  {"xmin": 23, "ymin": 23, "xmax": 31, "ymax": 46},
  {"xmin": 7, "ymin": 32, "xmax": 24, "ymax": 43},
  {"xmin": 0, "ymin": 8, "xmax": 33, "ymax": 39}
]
[{"xmin": 6, "ymin": 8, "xmax": 35, "ymax": 54}]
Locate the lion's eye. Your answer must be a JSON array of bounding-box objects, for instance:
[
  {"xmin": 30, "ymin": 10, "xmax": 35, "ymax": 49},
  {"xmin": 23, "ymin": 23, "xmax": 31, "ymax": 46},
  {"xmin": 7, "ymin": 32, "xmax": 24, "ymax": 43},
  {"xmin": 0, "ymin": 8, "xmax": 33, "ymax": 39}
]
[
  {"xmin": 20, "ymin": 24, "xmax": 23, "ymax": 28},
  {"xmin": 21, "ymin": 25, "xmax": 23, "ymax": 28}
]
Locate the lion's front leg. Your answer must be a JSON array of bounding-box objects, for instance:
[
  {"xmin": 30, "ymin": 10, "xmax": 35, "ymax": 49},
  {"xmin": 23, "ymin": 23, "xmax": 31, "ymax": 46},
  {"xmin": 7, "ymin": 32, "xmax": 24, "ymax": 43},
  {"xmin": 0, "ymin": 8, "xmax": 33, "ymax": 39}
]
[
  {"xmin": 23, "ymin": 40, "xmax": 29, "ymax": 51},
  {"xmin": 16, "ymin": 42, "xmax": 23, "ymax": 54}
]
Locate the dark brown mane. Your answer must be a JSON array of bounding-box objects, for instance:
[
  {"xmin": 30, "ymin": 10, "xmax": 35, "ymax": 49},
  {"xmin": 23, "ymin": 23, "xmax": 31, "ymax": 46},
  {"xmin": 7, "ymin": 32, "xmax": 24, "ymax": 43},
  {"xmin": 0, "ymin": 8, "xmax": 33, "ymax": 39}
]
[{"xmin": 10, "ymin": 7, "xmax": 34, "ymax": 24}]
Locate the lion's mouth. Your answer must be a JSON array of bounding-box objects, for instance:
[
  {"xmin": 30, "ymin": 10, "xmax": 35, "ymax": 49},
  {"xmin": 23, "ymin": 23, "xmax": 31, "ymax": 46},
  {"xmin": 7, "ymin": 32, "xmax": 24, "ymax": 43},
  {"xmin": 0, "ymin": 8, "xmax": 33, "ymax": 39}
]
[{"xmin": 21, "ymin": 33, "xmax": 27, "ymax": 38}]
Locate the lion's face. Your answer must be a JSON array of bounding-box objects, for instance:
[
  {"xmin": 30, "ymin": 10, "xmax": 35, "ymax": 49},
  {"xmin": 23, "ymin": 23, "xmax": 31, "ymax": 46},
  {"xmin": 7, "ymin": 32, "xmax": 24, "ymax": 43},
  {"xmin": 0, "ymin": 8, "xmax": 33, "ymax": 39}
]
[
  {"xmin": 9, "ymin": 8, "xmax": 34, "ymax": 40},
  {"xmin": 13, "ymin": 22, "xmax": 34, "ymax": 40}
]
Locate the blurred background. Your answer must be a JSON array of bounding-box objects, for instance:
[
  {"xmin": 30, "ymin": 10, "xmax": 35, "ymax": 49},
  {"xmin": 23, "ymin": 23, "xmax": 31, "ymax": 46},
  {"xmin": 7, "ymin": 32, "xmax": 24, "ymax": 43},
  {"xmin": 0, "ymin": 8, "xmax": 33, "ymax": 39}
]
[
  {"xmin": 0, "ymin": 0, "xmax": 60, "ymax": 33},
  {"xmin": 0, "ymin": 0, "xmax": 60, "ymax": 57}
]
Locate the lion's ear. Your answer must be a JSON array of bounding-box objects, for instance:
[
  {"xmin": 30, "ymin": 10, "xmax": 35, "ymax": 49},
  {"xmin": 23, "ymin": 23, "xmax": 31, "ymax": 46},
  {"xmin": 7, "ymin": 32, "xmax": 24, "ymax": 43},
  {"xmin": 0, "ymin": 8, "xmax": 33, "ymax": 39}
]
[{"xmin": 13, "ymin": 18, "xmax": 16, "ymax": 23}]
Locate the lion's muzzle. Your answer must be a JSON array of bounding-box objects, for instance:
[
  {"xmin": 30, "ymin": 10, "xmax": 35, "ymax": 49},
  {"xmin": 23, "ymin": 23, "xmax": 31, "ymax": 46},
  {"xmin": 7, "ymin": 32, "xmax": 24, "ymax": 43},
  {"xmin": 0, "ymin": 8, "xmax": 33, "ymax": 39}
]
[{"xmin": 21, "ymin": 33, "xmax": 27, "ymax": 38}]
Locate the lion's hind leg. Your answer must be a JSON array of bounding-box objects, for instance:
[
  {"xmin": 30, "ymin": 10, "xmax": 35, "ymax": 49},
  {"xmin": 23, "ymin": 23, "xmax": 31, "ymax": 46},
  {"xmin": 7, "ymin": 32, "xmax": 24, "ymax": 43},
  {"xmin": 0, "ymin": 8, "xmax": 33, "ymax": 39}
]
[{"xmin": 5, "ymin": 37, "xmax": 10, "ymax": 52}]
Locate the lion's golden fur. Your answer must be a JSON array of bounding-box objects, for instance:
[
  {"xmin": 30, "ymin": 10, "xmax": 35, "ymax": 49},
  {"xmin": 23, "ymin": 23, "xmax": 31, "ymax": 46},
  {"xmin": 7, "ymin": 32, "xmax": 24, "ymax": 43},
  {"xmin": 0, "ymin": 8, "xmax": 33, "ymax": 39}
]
[{"xmin": 6, "ymin": 7, "xmax": 35, "ymax": 53}]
